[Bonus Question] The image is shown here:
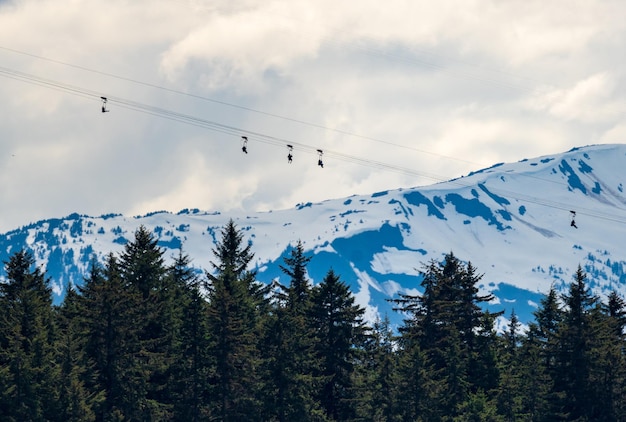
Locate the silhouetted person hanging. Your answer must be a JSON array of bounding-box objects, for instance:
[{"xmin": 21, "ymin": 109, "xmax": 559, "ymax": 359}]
[{"xmin": 101, "ymin": 97, "xmax": 109, "ymax": 113}]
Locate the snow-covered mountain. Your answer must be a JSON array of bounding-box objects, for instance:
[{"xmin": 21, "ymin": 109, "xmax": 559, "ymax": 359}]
[{"xmin": 1, "ymin": 144, "xmax": 625, "ymax": 327}]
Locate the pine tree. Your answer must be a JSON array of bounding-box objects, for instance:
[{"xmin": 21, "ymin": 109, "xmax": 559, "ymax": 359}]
[
  {"xmin": 0, "ymin": 250, "xmax": 59, "ymax": 421},
  {"xmin": 169, "ymin": 250, "xmax": 211, "ymax": 421},
  {"xmin": 56, "ymin": 285, "xmax": 100, "ymax": 421},
  {"xmin": 205, "ymin": 219, "xmax": 268, "ymax": 421},
  {"xmin": 585, "ymin": 291, "xmax": 626, "ymax": 420},
  {"xmin": 117, "ymin": 225, "xmax": 174, "ymax": 419},
  {"xmin": 496, "ymin": 311, "xmax": 527, "ymax": 421},
  {"xmin": 555, "ymin": 266, "xmax": 597, "ymax": 420},
  {"xmin": 391, "ymin": 281, "xmax": 438, "ymax": 421},
  {"xmin": 78, "ymin": 254, "xmax": 142, "ymax": 420},
  {"xmin": 309, "ymin": 269, "xmax": 367, "ymax": 421},
  {"xmin": 551, "ymin": 266, "xmax": 598, "ymax": 420},
  {"xmin": 279, "ymin": 240, "xmax": 313, "ymax": 310},
  {"xmin": 392, "ymin": 252, "xmax": 499, "ymax": 420},
  {"xmin": 262, "ymin": 241, "xmax": 323, "ymax": 421},
  {"xmin": 356, "ymin": 314, "xmax": 400, "ymax": 421},
  {"xmin": 526, "ymin": 285, "xmax": 563, "ymax": 420},
  {"xmin": 606, "ymin": 291, "xmax": 626, "ymax": 334},
  {"xmin": 395, "ymin": 335, "xmax": 437, "ymax": 421}
]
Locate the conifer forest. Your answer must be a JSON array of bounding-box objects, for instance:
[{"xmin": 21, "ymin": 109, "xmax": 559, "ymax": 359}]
[{"xmin": 1, "ymin": 220, "xmax": 625, "ymax": 421}]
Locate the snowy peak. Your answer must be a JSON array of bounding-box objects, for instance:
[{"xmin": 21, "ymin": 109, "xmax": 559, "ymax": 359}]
[{"xmin": 1, "ymin": 144, "xmax": 625, "ymax": 326}]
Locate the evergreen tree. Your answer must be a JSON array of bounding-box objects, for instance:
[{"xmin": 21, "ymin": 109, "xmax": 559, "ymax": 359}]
[
  {"xmin": 585, "ymin": 291, "xmax": 626, "ymax": 420},
  {"xmin": 393, "ymin": 252, "xmax": 499, "ymax": 419},
  {"xmin": 605, "ymin": 290, "xmax": 626, "ymax": 336},
  {"xmin": 608, "ymin": 291, "xmax": 626, "ymax": 419},
  {"xmin": 391, "ymin": 284, "xmax": 438, "ymax": 421},
  {"xmin": 527, "ymin": 285, "xmax": 563, "ymax": 420},
  {"xmin": 395, "ymin": 335, "xmax": 437, "ymax": 421},
  {"xmin": 262, "ymin": 241, "xmax": 323, "ymax": 421},
  {"xmin": 117, "ymin": 225, "xmax": 175, "ymax": 419},
  {"xmin": 279, "ymin": 240, "xmax": 313, "ymax": 310},
  {"xmin": 356, "ymin": 314, "xmax": 400, "ymax": 421},
  {"xmin": 555, "ymin": 266, "xmax": 597, "ymax": 420},
  {"xmin": 56, "ymin": 285, "xmax": 100, "ymax": 422},
  {"xmin": 205, "ymin": 219, "xmax": 268, "ymax": 421},
  {"xmin": 0, "ymin": 250, "xmax": 59, "ymax": 421},
  {"xmin": 471, "ymin": 311, "xmax": 501, "ymax": 397},
  {"xmin": 309, "ymin": 269, "xmax": 367, "ymax": 421},
  {"xmin": 78, "ymin": 254, "xmax": 142, "ymax": 421},
  {"xmin": 169, "ymin": 250, "xmax": 212, "ymax": 421},
  {"xmin": 496, "ymin": 311, "xmax": 527, "ymax": 421}
]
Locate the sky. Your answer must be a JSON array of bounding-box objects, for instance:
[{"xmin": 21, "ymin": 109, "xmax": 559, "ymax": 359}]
[{"xmin": 1, "ymin": 0, "xmax": 625, "ymax": 233}]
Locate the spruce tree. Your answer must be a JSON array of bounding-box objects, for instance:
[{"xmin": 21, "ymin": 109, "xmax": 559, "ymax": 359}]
[
  {"xmin": 606, "ymin": 291, "xmax": 626, "ymax": 335},
  {"xmin": 0, "ymin": 250, "xmax": 59, "ymax": 421},
  {"xmin": 395, "ymin": 335, "xmax": 437, "ymax": 421},
  {"xmin": 262, "ymin": 241, "xmax": 323, "ymax": 421},
  {"xmin": 356, "ymin": 314, "xmax": 400, "ymax": 421},
  {"xmin": 117, "ymin": 225, "xmax": 174, "ymax": 419},
  {"xmin": 586, "ymin": 301, "xmax": 624, "ymax": 421},
  {"xmin": 56, "ymin": 285, "xmax": 100, "ymax": 421},
  {"xmin": 169, "ymin": 250, "xmax": 211, "ymax": 421},
  {"xmin": 496, "ymin": 311, "xmax": 527, "ymax": 421},
  {"xmin": 595, "ymin": 291, "xmax": 626, "ymax": 419},
  {"xmin": 205, "ymin": 219, "xmax": 268, "ymax": 421},
  {"xmin": 309, "ymin": 269, "xmax": 367, "ymax": 421},
  {"xmin": 391, "ymin": 279, "xmax": 438, "ymax": 420},
  {"xmin": 555, "ymin": 266, "xmax": 597, "ymax": 420},
  {"xmin": 393, "ymin": 252, "xmax": 499, "ymax": 420},
  {"xmin": 78, "ymin": 254, "xmax": 142, "ymax": 420},
  {"xmin": 527, "ymin": 285, "xmax": 563, "ymax": 420}
]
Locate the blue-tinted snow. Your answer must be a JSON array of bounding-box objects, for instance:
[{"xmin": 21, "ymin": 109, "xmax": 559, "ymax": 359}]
[
  {"xmin": 403, "ymin": 191, "xmax": 446, "ymax": 219},
  {"xmin": 1, "ymin": 144, "xmax": 625, "ymax": 325},
  {"xmin": 444, "ymin": 193, "xmax": 510, "ymax": 230},
  {"xmin": 559, "ymin": 159, "xmax": 587, "ymax": 194},
  {"xmin": 478, "ymin": 183, "xmax": 511, "ymax": 206}
]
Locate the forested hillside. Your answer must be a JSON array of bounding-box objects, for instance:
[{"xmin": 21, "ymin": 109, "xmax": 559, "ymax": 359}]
[{"xmin": 1, "ymin": 221, "xmax": 625, "ymax": 421}]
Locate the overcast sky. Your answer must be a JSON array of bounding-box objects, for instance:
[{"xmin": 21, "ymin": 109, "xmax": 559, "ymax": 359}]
[{"xmin": 1, "ymin": 0, "xmax": 625, "ymax": 233}]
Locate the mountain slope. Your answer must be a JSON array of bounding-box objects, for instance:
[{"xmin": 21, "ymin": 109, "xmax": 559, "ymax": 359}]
[{"xmin": 1, "ymin": 144, "xmax": 625, "ymax": 326}]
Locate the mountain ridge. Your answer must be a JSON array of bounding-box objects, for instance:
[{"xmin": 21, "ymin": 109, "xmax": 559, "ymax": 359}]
[{"xmin": 1, "ymin": 143, "xmax": 625, "ymax": 327}]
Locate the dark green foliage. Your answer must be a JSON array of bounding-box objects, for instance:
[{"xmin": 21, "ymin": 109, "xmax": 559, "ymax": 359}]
[
  {"xmin": 118, "ymin": 225, "xmax": 174, "ymax": 419},
  {"xmin": 56, "ymin": 285, "xmax": 100, "ymax": 422},
  {"xmin": 309, "ymin": 269, "xmax": 367, "ymax": 421},
  {"xmin": 496, "ymin": 311, "xmax": 527, "ymax": 421},
  {"xmin": 554, "ymin": 266, "xmax": 597, "ymax": 420},
  {"xmin": 392, "ymin": 252, "xmax": 501, "ymax": 420},
  {"xmin": 356, "ymin": 314, "xmax": 401, "ymax": 421},
  {"xmin": 168, "ymin": 250, "xmax": 211, "ymax": 421},
  {"xmin": 2, "ymin": 228, "xmax": 626, "ymax": 421},
  {"xmin": 0, "ymin": 250, "xmax": 59, "ymax": 421},
  {"xmin": 261, "ymin": 240, "xmax": 324, "ymax": 421},
  {"xmin": 78, "ymin": 254, "xmax": 143, "ymax": 420},
  {"xmin": 205, "ymin": 219, "xmax": 269, "ymax": 421}
]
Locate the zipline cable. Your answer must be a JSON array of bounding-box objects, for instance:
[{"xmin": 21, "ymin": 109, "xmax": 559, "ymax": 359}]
[
  {"xmin": 1, "ymin": 65, "xmax": 625, "ymax": 225},
  {"xmin": 0, "ymin": 45, "xmax": 481, "ymax": 166},
  {"xmin": 0, "ymin": 45, "xmax": 571, "ymax": 191}
]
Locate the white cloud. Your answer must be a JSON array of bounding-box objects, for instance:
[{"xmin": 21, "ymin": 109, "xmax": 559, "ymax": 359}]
[
  {"xmin": 599, "ymin": 122, "xmax": 626, "ymax": 144},
  {"xmin": 1, "ymin": 0, "xmax": 626, "ymax": 232},
  {"xmin": 527, "ymin": 73, "xmax": 625, "ymax": 123}
]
